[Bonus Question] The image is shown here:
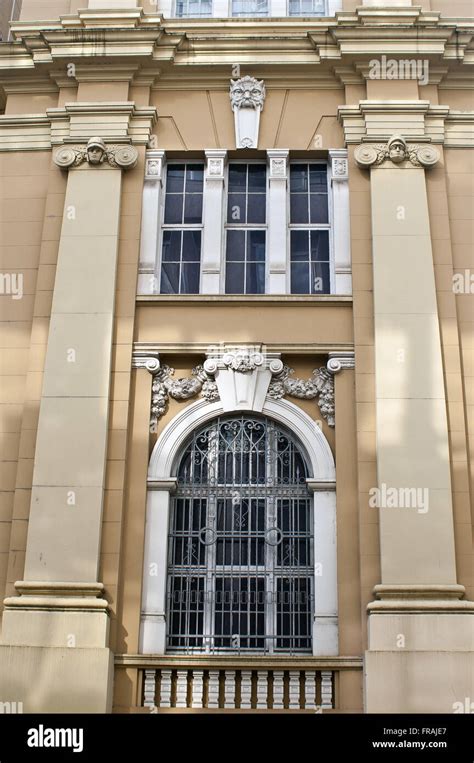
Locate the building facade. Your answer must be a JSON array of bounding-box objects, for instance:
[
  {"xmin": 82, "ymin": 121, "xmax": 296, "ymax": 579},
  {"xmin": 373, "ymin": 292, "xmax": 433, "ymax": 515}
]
[{"xmin": 0, "ymin": 0, "xmax": 473, "ymax": 714}]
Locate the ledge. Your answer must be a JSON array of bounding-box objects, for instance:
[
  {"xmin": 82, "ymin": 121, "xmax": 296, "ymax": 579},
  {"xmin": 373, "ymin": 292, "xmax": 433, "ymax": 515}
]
[
  {"xmin": 132, "ymin": 341, "xmax": 354, "ymax": 355},
  {"xmin": 136, "ymin": 294, "xmax": 353, "ymax": 304},
  {"xmin": 114, "ymin": 653, "xmax": 363, "ymax": 670}
]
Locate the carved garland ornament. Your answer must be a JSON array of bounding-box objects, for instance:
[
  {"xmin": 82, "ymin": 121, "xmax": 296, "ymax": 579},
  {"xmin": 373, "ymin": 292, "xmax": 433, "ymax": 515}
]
[
  {"xmin": 54, "ymin": 136, "xmax": 138, "ymax": 170},
  {"xmin": 355, "ymin": 135, "xmax": 439, "ymax": 169},
  {"xmin": 135, "ymin": 349, "xmax": 354, "ymax": 430},
  {"xmin": 150, "ymin": 365, "xmax": 219, "ymax": 429},
  {"xmin": 268, "ymin": 366, "xmax": 336, "ymax": 427}
]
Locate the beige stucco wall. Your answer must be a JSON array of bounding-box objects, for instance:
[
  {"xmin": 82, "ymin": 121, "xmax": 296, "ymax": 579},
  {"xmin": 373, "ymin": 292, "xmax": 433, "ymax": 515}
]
[
  {"xmin": 151, "ymin": 89, "xmax": 344, "ymax": 151},
  {"xmin": 0, "ymin": 152, "xmax": 66, "ymax": 624},
  {"xmin": 442, "ymin": 148, "xmax": 474, "ymax": 601}
]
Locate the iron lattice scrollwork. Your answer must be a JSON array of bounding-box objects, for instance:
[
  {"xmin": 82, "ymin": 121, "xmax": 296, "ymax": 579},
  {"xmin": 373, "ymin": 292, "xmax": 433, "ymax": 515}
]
[{"xmin": 167, "ymin": 415, "xmax": 314, "ymax": 656}]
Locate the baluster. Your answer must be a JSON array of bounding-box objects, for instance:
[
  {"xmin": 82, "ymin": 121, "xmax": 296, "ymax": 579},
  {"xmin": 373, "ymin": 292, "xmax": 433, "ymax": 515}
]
[
  {"xmin": 240, "ymin": 671, "xmax": 252, "ymax": 709},
  {"xmin": 143, "ymin": 670, "xmax": 156, "ymax": 708},
  {"xmin": 321, "ymin": 671, "xmax": 333, "ymax": 709},
  {"xmin": 289, "ymin": 671, "xmax": 300, "ymax": 709},
  {"xmin": 224, "ymin": 671, "xmax": 236, "ymax": 708},
  {"xmin": 207, "ymin": 671, "xmax": 220, "ymax": 708},
  {"xmin": 272, "ymin": 671, "xmax": 284, "ymax": 709},
  {"xmin": 304, "ymin": 671, "xmax": 316, "ymax": 709},
  {"xmin": 191, "ymin": 671, "xmax": 204, "ymax": 708},
  {"xmin": 176, "ymin": 670, "xmax": 188, "ymax": 708},
  {"xmin": 160, "ymin": 670, "xmax": 172, "ymax": 708},
  {"xmin": 256, "ymin": 671, "xmax": 268, "ymax": 709}
]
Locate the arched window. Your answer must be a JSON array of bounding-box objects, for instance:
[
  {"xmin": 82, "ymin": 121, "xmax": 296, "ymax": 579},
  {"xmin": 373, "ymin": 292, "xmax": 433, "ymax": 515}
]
[{"xmin": 166, "ymin": 414, "xmax": 314, "ymax": 654}]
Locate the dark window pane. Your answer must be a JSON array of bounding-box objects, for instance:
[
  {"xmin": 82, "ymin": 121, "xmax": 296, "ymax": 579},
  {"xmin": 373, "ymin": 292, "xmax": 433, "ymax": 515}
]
[
  {"xmin": 184, "ymin": 193, "xmax": 203, "ymax": 224},
  {"xmin": 246, "ymin": 261, "xmax": 265, "ymax": 294},
  {"xmin": 311, "ymin": 261, "xmax": 330, "ymax": 294},
  {"xmin": 228, "ymin": 164, "xmax": 247, "ymax": 191},
  {"xmin": 182, "ymin": 230, "xmax": 201, "ymax": 261},
  {"xmin": 248, "ymin": 230, "xmax": 266, "ymax": 261},
  {"xmin": 226, "ymin": 230, "xmax": 245, "ymax": 261},
  {"xmin": 310, "ymin": 230, "xmax": 330, "ymax": 260},
  {"xmin": 248, "ymin": 164, "xmax": 266, "ymax": 190},
  {"xmin": 166, "ymin": 165, "xmax": 185, "ymax": 193},
  {"xmin": 162, "ymin": 230, "xmax": 182, "ymax": 262},
  {"xmin": 309, "ymin": 193, "xmax": 329, "ymax": 224},
  {"xmin": 290, "ymin": 194, "xmax": 308, "ymax": 224},
  {"xmin": 247, "ymin": 194, "xmax": 266, "ymax": 224},
  {"xmin": 290, "ymin": 230, "xmax": 309, "ymax": 261},
  {"xmin": 290, "ymin": 164, "xmax": 308, "ymax": 193},
  {"xmin": 309, "ymin": 165, "xmax": 327, "ymax": 191},
  {"xmin": 185, "ymin": 165, "xmax": 204, "ymax": 192},
  {"xmin": 226, "ymin": 262, "xmax": 245, "ymax": 293},
  {"xmin": 164, "ymin": 194, "xmax": 183, "ymax": 224},
  {"xmin": 291, "ymin": 262, "xmax": 309, "ymax": 294},
  {"xmin": 181, "ymin": 262, "xmax": 200, "ymax": 293},
  {"xmin": 161, "ymin": 262, "xmax": 180, "ymax": 294},
  {"xmin": 227, "ymin": 193, "xmax": 246, "ymax": 223}
]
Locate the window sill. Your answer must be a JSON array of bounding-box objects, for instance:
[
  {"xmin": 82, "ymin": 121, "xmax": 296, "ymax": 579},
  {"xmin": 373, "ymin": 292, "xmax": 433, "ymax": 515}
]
[{"xmin": 136, "ymin": 294, "xmax": 353, "ymax": 304}]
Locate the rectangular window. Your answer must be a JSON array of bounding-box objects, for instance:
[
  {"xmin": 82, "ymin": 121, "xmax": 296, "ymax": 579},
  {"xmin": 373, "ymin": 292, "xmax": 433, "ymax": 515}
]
[
  {"xmin": 160, "ymin": 163, "xmax": 204, "ymax": 294},
  {"xmin": 289, "ymin": 163, "xmax": 331, "ymax": 294},
  {"xmin": 288, "ymin": 0, "xmax": 325, "ymax": 16},
  {"xmin": 225, "ymin": 163, "xmax": 267, "ymax": 294},
  {"xmin": 232, "ymin": 0, "xmax": 268, "ymax": 16},
  {"xmin": 175, "ymin": 0, "xmax": 212, "ymax": 16}
]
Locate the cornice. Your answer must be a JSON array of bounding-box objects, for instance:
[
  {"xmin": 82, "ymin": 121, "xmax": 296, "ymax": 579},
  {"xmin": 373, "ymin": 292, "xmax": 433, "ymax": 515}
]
[
  {"xmin": 338, "ymin": 100, "xmax": 474, "ymax": 148},
  {"xmin": 133, "ymin": 341, "xmax": 355, "ymax": 356},
  {"xmin": 4, "ymin": 10, "xmax": 474, "ymax": 74},
  {"xmin": 47, "ymin": 101, "xmax": 158, "ymax": 146},
  {"xmin": 0, "ymin": 113, "xmax": 51, "ymax": 152},
  {"xmin": 0, "ymin": 102, "xmax": 157, "ymax": 152}
]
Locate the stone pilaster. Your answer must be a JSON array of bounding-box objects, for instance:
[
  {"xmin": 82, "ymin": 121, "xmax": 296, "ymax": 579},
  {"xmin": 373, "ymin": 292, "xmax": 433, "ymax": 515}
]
[
  {"xmin": 353, "ymin": 132, "xmax": 474, "ymax": 712},
  {"xmin": 0, "ymin": 135, "xmax": 139, "ymax": 713}
]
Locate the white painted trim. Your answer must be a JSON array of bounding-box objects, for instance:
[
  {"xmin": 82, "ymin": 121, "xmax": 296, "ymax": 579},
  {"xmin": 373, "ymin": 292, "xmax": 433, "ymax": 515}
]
[
  {"xmin": 202, "ymin": 149, "xmax": 227, "ymax": 294},
  {"xmin": 313, "ymin": 489, "xmax": 338, "ymax": 656},
  {"xmin": 161, "ymin": 0, "xmax": 175, "ymax": 17},
  {"xmin": 148, "ymin": 397, "xmax": 335, "ymax": 481},
  {"xmin": 140, "ymin": 488, "xmax": 171, "ymax": 654},
  {"xmin": 267, "ymin": 149, "xmax": 289, "ymax": 295},
  {"xmin": 270, "ymin": 0, "xmax": 287, "ymax": 15},
  {"xmin": 327, "ymin": 0, "xmax": 342, "ymax": 15},
  {"xmin": 329, "ymin": 149, "xmax": 352, "ymax": 296},
  {"xmin": 141, "ymin": 397, "xmax": 338, "ymax": 656},
  {"xmin": 213, "ymin": 0, "xmax": 229, "ymax": 14},
  {"xmin": 138, "ymin": 151, "xmax": 166, "ymax": 296}
]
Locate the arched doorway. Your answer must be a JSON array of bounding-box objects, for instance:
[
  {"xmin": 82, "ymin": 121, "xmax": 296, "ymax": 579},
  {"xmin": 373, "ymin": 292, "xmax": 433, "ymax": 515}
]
[{"xmin": 167, "ymin": 414, "xmax": 313, "ymax": 655}]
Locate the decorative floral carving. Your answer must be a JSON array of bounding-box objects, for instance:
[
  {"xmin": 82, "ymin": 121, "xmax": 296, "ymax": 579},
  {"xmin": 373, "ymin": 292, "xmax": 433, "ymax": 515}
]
[
  {"xmin": 134, "ymin": 348, "xmax": 353, "ymax": 431},
  {"xmin": 332, "ymin": 158, "xmax": 348, "ymax": 179},
  {"xmin": 268, "ymin": 365, "xmax": 336, "ymax": 427},
  {"xmin": 222, "ymin": 350, "xmax": 264, "ymax": 373},
  {"xmin": 269, "ymin": 158, "xmax": 286, "ymax": 178},
  {"xmin": 230, "ymin": 76, "xmax": 266, "ymax": 112},
  {"xmin": 150, "ymin": 364, "xmax": 218, "ymax": 429},
  {"xmin": 355, "ymin": 135, "xmax": 440, "ymax": 169},
  {"xmin": 208, "ymin": 158, "xmax": 224, "ymax": 177},
  {"xmin": 54, "ymin": 136, "xmax": 138, "ymax": 171}
]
